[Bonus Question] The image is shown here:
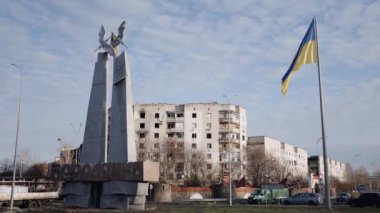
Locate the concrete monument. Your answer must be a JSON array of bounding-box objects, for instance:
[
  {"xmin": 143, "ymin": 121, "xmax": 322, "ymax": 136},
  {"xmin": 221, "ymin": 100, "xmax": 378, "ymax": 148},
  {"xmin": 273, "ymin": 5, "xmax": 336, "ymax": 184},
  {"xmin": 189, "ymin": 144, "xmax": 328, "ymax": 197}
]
[{"xmin": 53, "ymin": 21, "xmax": 159, "ymax": 210}]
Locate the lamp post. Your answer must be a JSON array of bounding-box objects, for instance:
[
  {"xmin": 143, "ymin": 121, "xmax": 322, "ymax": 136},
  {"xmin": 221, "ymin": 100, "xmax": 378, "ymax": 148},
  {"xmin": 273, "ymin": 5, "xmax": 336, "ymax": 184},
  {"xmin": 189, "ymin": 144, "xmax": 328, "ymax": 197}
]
[
  {"xmin": 316, "ymin": 136, "xmax": 327, "ymax": 156},
  {"xmin": 10, "ymin": 63, "xmax": 23, "ymax": 210},
  {"xmin": 70, "ymin": 123, "xmax": 82, "ymax": 163},
  {"xmin": 223, "ymin": 95, "xmax": 232, "ymax": 206},
  {"xmin": 353, "ymin": 154, "xmax": 361, "ymax": 192},
  {"xmin": 316, "ymin": 137, "xmax": 322, "ymax": 156}
]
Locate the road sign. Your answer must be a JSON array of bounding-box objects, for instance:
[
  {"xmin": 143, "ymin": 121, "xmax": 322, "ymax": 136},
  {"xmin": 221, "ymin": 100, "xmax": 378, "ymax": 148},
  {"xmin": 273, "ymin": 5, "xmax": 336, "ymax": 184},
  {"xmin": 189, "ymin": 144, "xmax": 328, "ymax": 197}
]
[{"xmin": 358, "ymin": 184, "xmax": 365, "ymax": 193}]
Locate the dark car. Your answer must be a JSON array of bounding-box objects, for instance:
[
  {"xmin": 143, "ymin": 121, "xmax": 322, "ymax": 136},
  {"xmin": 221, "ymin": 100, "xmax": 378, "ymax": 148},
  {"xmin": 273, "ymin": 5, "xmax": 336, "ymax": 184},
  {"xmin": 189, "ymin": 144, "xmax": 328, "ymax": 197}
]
[
  {"xmin": 336, "ymin": 192, "xmax": 352, "ymax": 203},
  {"xmin": 348, "ymin": 192, "xmax": 380, "ymax": 208},
  {"xmin": 282, "ymin": 193, "xmax": 323, "ymax": 205}
]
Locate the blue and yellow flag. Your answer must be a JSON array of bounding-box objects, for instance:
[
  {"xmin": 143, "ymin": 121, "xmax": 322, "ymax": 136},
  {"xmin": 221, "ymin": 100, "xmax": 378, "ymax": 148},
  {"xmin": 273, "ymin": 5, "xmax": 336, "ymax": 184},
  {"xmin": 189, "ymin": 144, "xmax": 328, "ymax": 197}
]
[{"xmin": 281, "ymin": 18, "xmax": 318, "ymax": 95}]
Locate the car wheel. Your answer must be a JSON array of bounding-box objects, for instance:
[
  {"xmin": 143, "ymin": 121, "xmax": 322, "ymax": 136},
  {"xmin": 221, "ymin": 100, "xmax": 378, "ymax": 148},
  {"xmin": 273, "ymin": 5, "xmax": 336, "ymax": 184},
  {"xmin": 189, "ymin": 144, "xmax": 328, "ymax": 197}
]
[
  {"xmin": 27, "ymin": 201, "xmax": 39, "ymax": 208},
  {"xmin": 284, "ymin": 200, "xmax": 290, "ymax": 205},
  {"xmin": 308, "ymin": 200, "xmax": 316, "ymax": 206},
  {"xmin": 248, "ymin": 198, "xmax": 253, "ymax": 204}
]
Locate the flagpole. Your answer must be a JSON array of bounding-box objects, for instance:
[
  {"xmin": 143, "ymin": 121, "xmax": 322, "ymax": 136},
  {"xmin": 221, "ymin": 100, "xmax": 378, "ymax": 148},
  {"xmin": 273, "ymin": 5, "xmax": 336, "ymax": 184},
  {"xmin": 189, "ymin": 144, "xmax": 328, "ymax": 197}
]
[{"xmin": 314, "ymin": 17, "xmax": 331, "ymax": 209}]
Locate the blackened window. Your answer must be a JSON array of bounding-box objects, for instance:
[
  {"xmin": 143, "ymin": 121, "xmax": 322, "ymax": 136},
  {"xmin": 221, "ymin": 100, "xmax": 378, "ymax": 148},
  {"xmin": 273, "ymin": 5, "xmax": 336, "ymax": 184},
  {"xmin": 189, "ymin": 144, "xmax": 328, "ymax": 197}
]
[{"xmin": 207, "ymin": 133, "xmax": 212, "ymax": 139}]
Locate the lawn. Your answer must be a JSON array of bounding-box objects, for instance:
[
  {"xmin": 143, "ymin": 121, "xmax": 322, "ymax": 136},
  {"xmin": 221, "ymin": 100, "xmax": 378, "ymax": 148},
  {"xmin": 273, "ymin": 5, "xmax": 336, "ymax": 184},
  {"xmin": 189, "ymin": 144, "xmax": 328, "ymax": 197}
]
[
  {"xmin": 13, "ymin": 203, "xmax": 380, "ymax": 213},
  {"xmin": 152, "ymin": 204, "xmax": 380, "ymax": 213}
]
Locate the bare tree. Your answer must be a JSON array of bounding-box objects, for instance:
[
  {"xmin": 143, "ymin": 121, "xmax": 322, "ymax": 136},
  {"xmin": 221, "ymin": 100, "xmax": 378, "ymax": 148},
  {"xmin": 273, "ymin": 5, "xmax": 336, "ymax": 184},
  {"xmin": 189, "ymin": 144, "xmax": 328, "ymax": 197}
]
[
  {"xmin": 246, "ymin": 148, "xmax": 290, "ymax": 186},
  {"xmin": 24, "ymin": 162, "xmax": 49, "ymax": 179},
  {"xmin": 160, "ymin": 137, "xmax": 185, "ymax": 182},
  {"xmin": 331, "ymin": 176, "xmax": 353, "ymax": 193},
  {"xmin": 355, "ymin": 166, "xmax": 370, "ymax": 188},
  {"xmin": 16, "ymin": 147, "xmax": 34, "ymax": 177},
  {"xmin": 182, "ymin": 148, "xmax": 208, "ymax": 185},
  {"xmin": 0, "ymin": 157, "xmax": 13, "ymax": 176}
]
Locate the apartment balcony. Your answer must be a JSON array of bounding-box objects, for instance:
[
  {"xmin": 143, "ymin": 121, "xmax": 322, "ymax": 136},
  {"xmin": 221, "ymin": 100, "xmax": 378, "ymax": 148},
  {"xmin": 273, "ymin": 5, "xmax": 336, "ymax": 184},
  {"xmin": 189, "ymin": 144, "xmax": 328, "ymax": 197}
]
[
  {"xmin": 219, "ymin": 127, "xmax": 240, "ymax": 133},
  {"xmin": 171, "ymin": 137, "xmax": 184, "ymax": 142},
  {"xmin": 219, "ymin": 117, "xmax": 240, "ymax": 124},
  {"xmin": 166, "ymin": 117, "xmax": 175, "ymax": 122},
  {"xmin": 166, "ymin": 128, "xmax": 184, "ymax": 133},
  {"xmin": 219, "ymin": 138, "xmax": 240, "ymax": 144}
]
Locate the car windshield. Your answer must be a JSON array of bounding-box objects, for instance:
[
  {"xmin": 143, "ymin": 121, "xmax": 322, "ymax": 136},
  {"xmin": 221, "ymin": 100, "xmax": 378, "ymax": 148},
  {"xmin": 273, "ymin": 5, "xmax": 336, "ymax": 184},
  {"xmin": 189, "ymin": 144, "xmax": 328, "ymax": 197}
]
[
  {"xmin": 292, "ymin": 194, "xmax": 300, "ymax": 198},
  {"xmin": 252, "ymin": 190, "xmax": 261, "ymax": 195}
]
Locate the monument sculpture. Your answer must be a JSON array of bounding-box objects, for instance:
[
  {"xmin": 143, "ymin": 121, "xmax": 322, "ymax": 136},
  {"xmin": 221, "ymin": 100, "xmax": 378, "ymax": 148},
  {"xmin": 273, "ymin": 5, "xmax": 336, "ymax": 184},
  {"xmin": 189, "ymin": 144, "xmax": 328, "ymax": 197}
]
[{"xmin": 51, "ymin": 21, "xmax": 159, "ymax": 210}]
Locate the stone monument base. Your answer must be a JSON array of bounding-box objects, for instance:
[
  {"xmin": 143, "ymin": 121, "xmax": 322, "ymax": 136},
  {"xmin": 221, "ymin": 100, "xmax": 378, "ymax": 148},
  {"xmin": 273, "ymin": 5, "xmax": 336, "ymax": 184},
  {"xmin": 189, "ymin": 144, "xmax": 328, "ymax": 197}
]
[
  {"xmin": 58, "ymin": 162, "xmax": 159, "ymax": 210},
  {"xmin": 100, "ymin": 181, "xmax": 149, "ymax": 210}
]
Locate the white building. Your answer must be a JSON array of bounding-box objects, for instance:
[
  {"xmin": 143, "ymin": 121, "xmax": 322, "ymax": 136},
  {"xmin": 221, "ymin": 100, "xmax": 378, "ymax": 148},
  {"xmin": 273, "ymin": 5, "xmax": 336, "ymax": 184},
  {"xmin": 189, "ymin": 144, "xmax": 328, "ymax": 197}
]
[
  {"xmin": 308, "ymin": 155, "xmax": 349, "ymax": 183},
  {"xmin": 133, "ymin": 102, "xmax": 247, "ymax": 182},
  {"xmin": 247, "ymin": 136, "xmax": 309, "ymax": 177}
]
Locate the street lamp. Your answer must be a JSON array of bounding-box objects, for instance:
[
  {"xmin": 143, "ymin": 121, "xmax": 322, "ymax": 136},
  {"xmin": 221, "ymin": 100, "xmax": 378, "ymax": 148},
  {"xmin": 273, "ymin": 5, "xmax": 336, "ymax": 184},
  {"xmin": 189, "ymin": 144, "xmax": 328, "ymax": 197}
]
[
  {"xmin": 70, "ymin": 123, "xmax": 82, "ymax": 163},
  {"xmin": 223, "ymin": 94, "xmax": 232, "ymax": 206},
  {"xmin": 316, "ymin": 137, "xmax": 322, "ymax": 156},
  {"xmin": 316, "ymin": 136, "xmax": 327, "ymax": 156},
  {"xmin": 353, "ymin": 154, "xmax": 361, "ymax": 192},
  {"xmin": 10, "ymin": 63, "xmax": 23, "ymax": 210}
]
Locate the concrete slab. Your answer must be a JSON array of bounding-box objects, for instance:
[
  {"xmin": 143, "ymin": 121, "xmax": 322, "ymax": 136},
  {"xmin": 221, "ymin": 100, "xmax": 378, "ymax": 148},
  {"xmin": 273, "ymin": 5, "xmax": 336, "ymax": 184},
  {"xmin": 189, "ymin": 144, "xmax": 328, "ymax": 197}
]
[
  {"xmin": 108, "ymin": 51, "xmax": 136, "ymax": 163},
  {"xmin": 102, "ymin": 181, "xmax": 149, "ymax": 196},
  {"xmin": 81, "ymin": 53, "xmax": 109, "ymax": 164}
]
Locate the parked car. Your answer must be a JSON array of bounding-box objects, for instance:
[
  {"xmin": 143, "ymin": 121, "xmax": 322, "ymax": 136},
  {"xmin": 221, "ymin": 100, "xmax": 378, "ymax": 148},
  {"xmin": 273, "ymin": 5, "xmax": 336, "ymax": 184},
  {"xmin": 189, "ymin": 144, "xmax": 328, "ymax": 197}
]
[
  {"xmin": 282, "ymin": 193, "xmax": 323, "ymax": 205},
  {"xmin": 336, "ymin": 192, "xmax": 352, "ymax": 203},
  {"xmin": 348, "ymin": 192, "xmax": 380, "ymax": 208}
]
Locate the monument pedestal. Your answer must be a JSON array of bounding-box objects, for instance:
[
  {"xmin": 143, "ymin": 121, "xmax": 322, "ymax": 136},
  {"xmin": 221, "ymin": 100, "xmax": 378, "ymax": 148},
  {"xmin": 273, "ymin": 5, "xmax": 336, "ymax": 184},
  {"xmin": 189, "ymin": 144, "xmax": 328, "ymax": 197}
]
[
  {"xmin": 100, "ymin": 181, "xmax": 149, "ymax": 210},
  {"xmin": 56, "ymin": 161, "xmax": 159, "ymax": 209}
]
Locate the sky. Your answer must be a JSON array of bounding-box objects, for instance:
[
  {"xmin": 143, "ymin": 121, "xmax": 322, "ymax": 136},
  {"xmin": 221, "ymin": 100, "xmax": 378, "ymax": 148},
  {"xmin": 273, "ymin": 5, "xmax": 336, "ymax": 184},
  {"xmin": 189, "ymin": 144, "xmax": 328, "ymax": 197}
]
[{"xmin": 0, "ymin": 0, "xmax": 379, "ymax": 172}]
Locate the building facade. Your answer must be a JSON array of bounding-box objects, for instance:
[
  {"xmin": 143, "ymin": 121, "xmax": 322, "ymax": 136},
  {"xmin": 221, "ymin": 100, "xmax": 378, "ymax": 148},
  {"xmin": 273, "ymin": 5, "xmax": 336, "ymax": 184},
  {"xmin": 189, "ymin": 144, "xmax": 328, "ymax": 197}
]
[
  {"xmin": 308, "ymin": 155, "xmax": 349, "ymax": 183},
  {"xmin": 133, "ymin": 102, "xmax": 247, "ymax": 183},
  {"xmin": 247, "ymin": 136, "xmax": 309, "ymax": 177}
]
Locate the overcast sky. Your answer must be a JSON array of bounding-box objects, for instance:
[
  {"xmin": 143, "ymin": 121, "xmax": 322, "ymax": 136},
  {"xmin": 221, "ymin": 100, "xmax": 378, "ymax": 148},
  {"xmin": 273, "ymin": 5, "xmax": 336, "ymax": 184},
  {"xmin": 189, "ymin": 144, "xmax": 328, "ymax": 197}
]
[{"xmin": 0, "ymin": 0, "xmax": 379, "ymax": 171}]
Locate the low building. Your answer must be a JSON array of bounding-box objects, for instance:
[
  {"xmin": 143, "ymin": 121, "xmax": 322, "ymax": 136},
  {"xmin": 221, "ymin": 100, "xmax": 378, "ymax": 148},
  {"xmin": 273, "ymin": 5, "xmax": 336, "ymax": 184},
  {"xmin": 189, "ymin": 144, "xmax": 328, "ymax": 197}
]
[
  {"xmin": 247, "ymin": 136, "xmax": 309, "ymax": 177},
  {"xmin": 308, "ymin": 155, "xmax": 349, "ymax": 183},
  {"xmin": 58, "ymin": 146, "xmax": 81, "ymax": 165}
]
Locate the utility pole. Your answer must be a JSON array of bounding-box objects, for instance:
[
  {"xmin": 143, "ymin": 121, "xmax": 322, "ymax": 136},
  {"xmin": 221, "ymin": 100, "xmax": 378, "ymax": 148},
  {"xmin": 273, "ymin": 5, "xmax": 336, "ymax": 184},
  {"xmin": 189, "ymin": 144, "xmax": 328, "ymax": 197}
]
[
  {"xmin": 10, "ymin": 63, "xmax": 23, "ymax": 211},
  {"xmin": 353, "ymin": 154, "xmax": 361, "ymax": 192},
  {"xmin": 223, "ymin": 95, "xmax": 232, "ymax": 206}
]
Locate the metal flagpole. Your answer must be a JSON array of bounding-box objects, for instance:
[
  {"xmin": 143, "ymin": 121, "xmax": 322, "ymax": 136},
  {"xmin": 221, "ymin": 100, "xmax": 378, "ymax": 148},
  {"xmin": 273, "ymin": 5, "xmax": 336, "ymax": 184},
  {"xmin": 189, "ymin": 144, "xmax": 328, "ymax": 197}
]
[
  {"xmin": 314, "ymin": 17, "xmax": 331, "ymax": 209},
  {"xmin": 223, "ymin": 95, "xmax": 232, "ymax": 206},
  {"xmin": 10, "ymin": 63, "xmax": 23, "ymax": 210}
]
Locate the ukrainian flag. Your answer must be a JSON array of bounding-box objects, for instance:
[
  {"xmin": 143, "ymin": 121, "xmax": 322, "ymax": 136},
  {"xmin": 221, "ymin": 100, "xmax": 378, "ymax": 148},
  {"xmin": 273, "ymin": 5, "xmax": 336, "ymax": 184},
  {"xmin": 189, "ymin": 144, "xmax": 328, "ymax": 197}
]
[{"xmin": 281, "ymin": 18, "xmax": 318, "ymax": 95}]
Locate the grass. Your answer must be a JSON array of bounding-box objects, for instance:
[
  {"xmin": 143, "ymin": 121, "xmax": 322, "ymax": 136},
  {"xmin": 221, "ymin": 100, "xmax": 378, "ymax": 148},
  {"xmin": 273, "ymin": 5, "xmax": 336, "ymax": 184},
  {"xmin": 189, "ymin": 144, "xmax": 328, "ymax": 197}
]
[
  {"xmin": 152, "ymin": 204, "xmax": 380, "ymax": 213},
  {"xmin": 10, "ymin": 203, "xmax": 380, "ymax": 213}
]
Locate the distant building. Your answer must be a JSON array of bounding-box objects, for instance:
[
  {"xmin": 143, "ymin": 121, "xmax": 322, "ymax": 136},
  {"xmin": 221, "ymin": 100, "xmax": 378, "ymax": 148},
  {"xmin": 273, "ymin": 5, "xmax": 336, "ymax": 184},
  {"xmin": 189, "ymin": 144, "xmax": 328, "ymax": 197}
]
[
  {"xmin": 59, "ymin": 146, "xmax": 81, "ymax": 164},
  {"xmin": 247, "ymin": 136, "xmax": 309, "ymax": 177},
  {"xmin": 308, "ymin": 155, "xmax": 349, "ymax": 183},
  {"xmin": 133, "ymin": 102, "xmax": 247, "ymax": 182}
]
